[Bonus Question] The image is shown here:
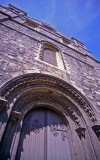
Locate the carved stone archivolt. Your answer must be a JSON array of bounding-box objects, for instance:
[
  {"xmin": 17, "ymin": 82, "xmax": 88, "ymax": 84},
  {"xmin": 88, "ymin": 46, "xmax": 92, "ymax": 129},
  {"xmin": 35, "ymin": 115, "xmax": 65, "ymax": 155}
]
[
  {"xmin": 0, "ymin": 74, "xmax": 100, "ymax": 160},
  {"xmin": 12, "ymin": 90, "xmax": 82, "ymax": 127},
  {"xmin": 0, "ymin": 96, "xmax": 8, "ymax": 110},
  {"xmin": 0, "ymin": 73, "xmax": 99, "ymax": 124},
  {"xmin": 75, "ymin": 127, "xmax": 86, "ymax": 139},
  {"xmin": 10, "ymin": 111, "xmax": 21, "ymax": 123},
  {"xmin": 92, "ymin": 122, "xmax": 100, "ymax": 140}
]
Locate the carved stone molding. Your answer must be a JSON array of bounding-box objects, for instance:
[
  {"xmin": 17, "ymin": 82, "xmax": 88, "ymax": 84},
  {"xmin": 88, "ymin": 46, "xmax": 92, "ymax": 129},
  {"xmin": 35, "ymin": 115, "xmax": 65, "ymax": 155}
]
[
  {"xmin": 92, "ymin": 123, "xmax": 100, "ymax": 140},
  {"xmin": 66, "ymin": 106, "xmax": 80, "ymax": 126},
  {"xmin": 75, "ymin": 127, "xmax": 86, "ymax": 139},
  {"xmin": 13, "ymin": 91, "xmax": 81, "ymax": 127},
  {"xmin": 0, "ymin": 96, "xmax": 8, "ymax": 110},
  {"xmin": 10, "ymin": 111, "xmax": 21, "ymax": 123},
  {"xmin": 0, "ymin": 73, "xmax": 97, "ymax": 123}
]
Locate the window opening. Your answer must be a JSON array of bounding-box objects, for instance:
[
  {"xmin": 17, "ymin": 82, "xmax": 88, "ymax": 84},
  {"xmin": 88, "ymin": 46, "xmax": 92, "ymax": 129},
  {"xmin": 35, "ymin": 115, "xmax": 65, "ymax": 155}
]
[{"xmin": 43, "ymin": 48, "xmax": 57, "ymax": 66}]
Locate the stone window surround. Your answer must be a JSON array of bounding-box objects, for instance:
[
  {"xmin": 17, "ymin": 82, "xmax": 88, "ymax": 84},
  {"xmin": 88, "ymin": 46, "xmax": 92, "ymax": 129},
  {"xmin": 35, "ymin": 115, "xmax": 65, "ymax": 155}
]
[{"xmin": 38, "ymin": 41, "xmax": 65, "ymax": 70}]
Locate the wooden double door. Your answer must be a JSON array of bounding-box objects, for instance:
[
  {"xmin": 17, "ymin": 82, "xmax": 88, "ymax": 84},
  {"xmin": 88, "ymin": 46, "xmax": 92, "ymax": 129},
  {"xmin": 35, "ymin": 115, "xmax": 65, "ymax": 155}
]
[{"xmin": 16, "ymin": 108, "xmax": 71, "ymax": 160}]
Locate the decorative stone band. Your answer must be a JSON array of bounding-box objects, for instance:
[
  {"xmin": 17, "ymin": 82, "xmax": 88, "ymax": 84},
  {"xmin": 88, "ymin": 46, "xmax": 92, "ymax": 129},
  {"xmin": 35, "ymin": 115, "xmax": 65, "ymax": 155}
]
[
  {"xmin": 75, "ymin": 127, "xmax": 86, "ymax": 139},
  {"xmin": 92, "ymin": 122, "xmax": 100, "ymax": 140},
  {"xmin": 0, "ymin": 73, "xmax": 98, "ymax": 123},
  {"xmin": 13, "ymin": 91, "xmax": 81, "ymax": 127}
]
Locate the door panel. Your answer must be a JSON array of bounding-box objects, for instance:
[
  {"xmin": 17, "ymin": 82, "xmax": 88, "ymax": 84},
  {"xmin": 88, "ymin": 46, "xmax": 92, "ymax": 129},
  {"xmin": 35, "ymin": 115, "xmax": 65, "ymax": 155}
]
[
  {"xmin": 47, "ymin": 110, "xmax": 71, "ymax": 160},
  {"xmin": 16, "ymin": 108, "xmax": 71, "ymax": 160},
  {"xmin": 16, "ymin": 110, "xmax": 45, "ymax": 160}
]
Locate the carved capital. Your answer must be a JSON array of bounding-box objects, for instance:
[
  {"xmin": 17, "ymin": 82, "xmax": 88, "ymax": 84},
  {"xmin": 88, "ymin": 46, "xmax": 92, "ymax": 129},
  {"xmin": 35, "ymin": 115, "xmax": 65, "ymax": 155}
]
[{"xmin": 75, "ymin": 127, "xmax": 86, "ymax": 139}]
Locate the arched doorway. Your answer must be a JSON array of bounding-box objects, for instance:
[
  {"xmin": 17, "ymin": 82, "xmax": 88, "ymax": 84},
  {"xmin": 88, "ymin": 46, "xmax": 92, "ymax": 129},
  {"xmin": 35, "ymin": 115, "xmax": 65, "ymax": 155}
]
[
  {"xmin": 0, "ymin": 73, "xmax": 100, "ymax": 160},
  {"xmin": 16, "ymin": 108, "xmax": 71, "ymax": 160}
]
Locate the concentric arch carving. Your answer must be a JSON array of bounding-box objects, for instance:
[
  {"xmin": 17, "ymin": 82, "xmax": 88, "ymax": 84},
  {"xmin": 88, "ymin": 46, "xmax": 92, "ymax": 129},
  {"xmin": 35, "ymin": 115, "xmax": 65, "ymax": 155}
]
[
  {"xmin": 0, "ymin": 73, "xmax": 100, "ymax": 160},
  {"xmin": 0, "ymin": 73, "xmax": 99, "ymax": 124}
]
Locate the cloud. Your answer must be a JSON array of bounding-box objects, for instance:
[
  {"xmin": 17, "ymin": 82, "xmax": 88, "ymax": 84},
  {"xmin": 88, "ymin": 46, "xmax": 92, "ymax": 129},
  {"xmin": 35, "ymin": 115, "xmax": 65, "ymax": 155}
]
[
  {"xmin": 43, "ymin": 0, "xmax": 56, "ymax": 23},
  {"xmin": 63, "ymin": 0, "xmax": 100, "ymax": 32}
]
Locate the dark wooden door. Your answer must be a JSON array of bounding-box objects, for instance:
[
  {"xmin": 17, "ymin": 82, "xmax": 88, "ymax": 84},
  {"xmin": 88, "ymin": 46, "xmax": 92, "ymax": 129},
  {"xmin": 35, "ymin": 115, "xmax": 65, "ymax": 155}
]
[{"xmin": 16, "ymin": 108, "xmax": 71, "ymax": 160}]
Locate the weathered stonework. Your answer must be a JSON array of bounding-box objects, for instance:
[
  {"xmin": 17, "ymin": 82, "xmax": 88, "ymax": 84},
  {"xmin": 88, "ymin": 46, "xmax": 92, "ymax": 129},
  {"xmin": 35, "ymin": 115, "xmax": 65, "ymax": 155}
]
[{"xmin": 0, "ymin": 4, "xmax": 100, "ymax": 160}]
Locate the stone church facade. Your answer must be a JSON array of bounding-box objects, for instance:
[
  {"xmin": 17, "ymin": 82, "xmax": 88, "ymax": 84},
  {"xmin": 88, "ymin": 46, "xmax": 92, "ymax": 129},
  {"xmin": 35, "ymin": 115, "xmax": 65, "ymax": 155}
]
[{"xmin": 0, "ymin": 4, "xmax": 100, "ymax": 160}]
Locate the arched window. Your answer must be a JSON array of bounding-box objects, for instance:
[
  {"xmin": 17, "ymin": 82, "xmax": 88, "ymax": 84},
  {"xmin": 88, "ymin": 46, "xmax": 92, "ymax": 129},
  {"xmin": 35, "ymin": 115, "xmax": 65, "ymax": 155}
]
[
  {"xmin": 40, "ymin": 43, "xmax": 64, "ymax": 70},
  {"xmin": 43, "ymin": 48, "xmax": 57, "ymax": 66}
]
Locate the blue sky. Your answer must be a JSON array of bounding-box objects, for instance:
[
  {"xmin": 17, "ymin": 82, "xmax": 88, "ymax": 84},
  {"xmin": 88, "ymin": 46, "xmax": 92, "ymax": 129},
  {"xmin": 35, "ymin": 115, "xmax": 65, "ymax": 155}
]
[{"xmin": 1, "ymin": 0, "xmax": 100, "ymax": 61}]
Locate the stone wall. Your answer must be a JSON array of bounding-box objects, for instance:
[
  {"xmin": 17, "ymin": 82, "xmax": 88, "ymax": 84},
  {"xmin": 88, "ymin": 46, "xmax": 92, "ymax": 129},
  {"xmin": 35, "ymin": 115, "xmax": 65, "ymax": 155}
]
[{"xmin": 0, "ymin": 4, "xmax": 100, "ymax": 114}]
